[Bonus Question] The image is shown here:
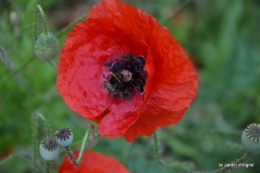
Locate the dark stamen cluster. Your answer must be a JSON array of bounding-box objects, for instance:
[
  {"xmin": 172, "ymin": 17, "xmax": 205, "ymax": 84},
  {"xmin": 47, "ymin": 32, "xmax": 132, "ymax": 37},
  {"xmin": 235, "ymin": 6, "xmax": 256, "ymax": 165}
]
[
  {"xmin": 103, "ymin": 52, "xmax": 148, "ymax": 99},
  {"xmin": 41, "ymin": 136, "xmax": 59, "ymax": 151},
  {"xmin": 55, "ymin": 127, "xmax": 72, "ymax": 141}
]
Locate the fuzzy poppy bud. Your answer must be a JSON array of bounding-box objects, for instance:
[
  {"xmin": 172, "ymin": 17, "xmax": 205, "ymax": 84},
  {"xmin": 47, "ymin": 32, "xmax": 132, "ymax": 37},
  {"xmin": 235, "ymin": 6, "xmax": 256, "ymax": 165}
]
[
  {"xmin": 241, "ymin": 123, "xmax": 260, "ymax": 155},
  {"xmin": 39, "ymin": 136, "xmax": 60, "ymax": 160},
  {"xmin": 55, "ymin": 127, "xmax": 73, "ymax": 147},
  {"xmin": 9, "ymin": 11, "xmax": 20, "ymax": 26},
  {"xmin": 34, "ymin": 32, "xmax": 60, "ymax": 61}
]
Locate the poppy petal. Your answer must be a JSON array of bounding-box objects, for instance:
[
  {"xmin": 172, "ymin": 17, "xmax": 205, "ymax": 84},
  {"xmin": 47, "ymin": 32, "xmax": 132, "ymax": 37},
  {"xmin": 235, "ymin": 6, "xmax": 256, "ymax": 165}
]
[
  {"xmin": 57, "ymin": 0, "xmax": 198, "ymax": 141},
  {"xmin": 98, "ymin": 93, "xmax": 143, "ymax": 137},
  {"xmin": 87, "ymin": 0, "xmax": 152, "ymax": 56},
  {"xmin": 58, "ymin": 150, "xmax": 130, "ymax": 173},
  {"xmin": 125, "ymin": 75, "xmax": 197, "ymax": 142},
  {"xmin": 124, "ymin": 27, "xmax": 198, "ymax": 141},
  {"xmin": 57, "ymin": 19, "xmax": 130, "ymax": 118}
]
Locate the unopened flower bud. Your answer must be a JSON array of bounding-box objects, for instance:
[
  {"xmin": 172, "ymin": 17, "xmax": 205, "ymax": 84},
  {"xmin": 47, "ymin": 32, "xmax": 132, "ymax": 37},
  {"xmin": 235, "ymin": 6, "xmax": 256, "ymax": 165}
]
[
  {"xmin": 9, "ymin": 11, "xmax": 20, "ymax": 26},
  {"xmin": 241, "ymin": 123, "xmax": 260, "ymax": 155},
  {"xmin": 34, "ymin": 32, "xmax": 60, "ymax": 61},
  {"xmin": 55, "ymin": 127, "xmax": 73, "ymax": 147},
  {"xmin": 39, "ymin": 136, "xmax": 60, "ymax": 160}
]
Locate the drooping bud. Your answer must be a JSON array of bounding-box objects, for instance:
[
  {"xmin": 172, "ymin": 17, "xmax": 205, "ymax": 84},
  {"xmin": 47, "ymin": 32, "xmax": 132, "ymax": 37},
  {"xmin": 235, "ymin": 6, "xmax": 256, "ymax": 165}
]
[
  {"xmin": 39, "ymin": 136, "xmax": 60, "ymax": 160},
  {"xmin": 34, "ymin": 32, "xmax": 60, "ymax": 62},
  {"xmin": 241, "ymin": 123, "xmax": 260, "ymax": 155},
  {"xmin": 55, "ymin": 127, "xmax": 73, "ymax": 147}
]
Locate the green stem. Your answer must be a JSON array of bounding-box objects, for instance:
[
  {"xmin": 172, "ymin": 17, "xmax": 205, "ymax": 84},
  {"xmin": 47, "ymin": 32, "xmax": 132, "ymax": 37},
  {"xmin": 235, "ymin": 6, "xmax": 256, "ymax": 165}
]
[
  {"xmin": 31, "ymin": 113, "xmax": 39, "ymax": 173},
  {"xmin": 56, "ymin": 14, "xmax": 86, "ymax": 39},
  {"xmin": 215, "ymin": 153, "xmax": 251, "ymax": 173},
  {"xmin": 35, "ymin": 112, "xmax": 51, "ymax": 136},
  {"xmin": 33, "ymin": 8, "xmax": 37, "ymax": 41},
  {"xmin": 77, "ymin": 125, "xmax": 94, "ymax": 163},
  {"xmin": 153, "ymin": 131, "xmax": 164, "ymax": 165},
  {"xmin": 172, "ymin": 0, "xmax": 192, "ymax": 18},
  {"xmin": 36, "ymin": 4, "xmax": 48, "ymax": 35},
  {"xmin": 64, "ymin": 146, "xmax": 78, "ymax": 166},
  {"xmin": 45, "ymin": 161, "xmax": 50, "ymax": 173},
  {"xmin": 0, "ymin": 57, "xmax": 35, "ymax": 89},
  {"xmin": 63, "ymin": 125, "xmax": 94, "ymax": 166},
  {"xmin": 1, "ymin": 12, "xmax": 86, "ymax": 88},
  {"xmin": 161, "ymin": 0, "xmax": 192, "ymax": 24},
  {"xmin": 153, "ymin": 131, "xmax": 194, "ymax": 171},
  {"xmin": 31, "ymin": 112, "xmax": 50, "ymax": 172},
  {"xmin": 45, "ymin": 59, "xmax": 57, "ymax": 72}
]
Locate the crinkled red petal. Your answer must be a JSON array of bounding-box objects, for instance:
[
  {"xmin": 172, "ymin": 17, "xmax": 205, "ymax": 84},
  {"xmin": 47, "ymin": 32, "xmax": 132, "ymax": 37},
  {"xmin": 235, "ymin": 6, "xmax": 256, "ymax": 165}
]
[
  {"xmin": 125, "ymin": 73, "xmax": 197, "ymax": 142},
  {"xmin": 98, "ymin": 93, "xmax": 143, "ymax": 137},
  {"xmin": 57, "ymin": 21, "xmax": 108, "ymax": 118},
  {"xmin": 57, "ymin": 0, "xmax": 149, "ymax": 127},
  {"xmin": 86, "ymin": 0, "xmax": 198, "ymax": 141},
  {"xmin": 58, "ymin": 150, "xmax": 130, "ymax": 173},
  {"xmin": 58, "ymin": 168, "xmax": 104, "ymax": 173},
  {"xmin": 124, "ymin": 24, "xmax": 198, "ymax": 142}
]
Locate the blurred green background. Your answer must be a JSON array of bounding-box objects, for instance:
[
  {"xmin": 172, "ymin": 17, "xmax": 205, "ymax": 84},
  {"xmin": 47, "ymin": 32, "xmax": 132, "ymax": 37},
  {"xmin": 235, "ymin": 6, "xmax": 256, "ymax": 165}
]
[{"xmin": 1, "ymin": 0, "xmax": 260, "ymax": 172}]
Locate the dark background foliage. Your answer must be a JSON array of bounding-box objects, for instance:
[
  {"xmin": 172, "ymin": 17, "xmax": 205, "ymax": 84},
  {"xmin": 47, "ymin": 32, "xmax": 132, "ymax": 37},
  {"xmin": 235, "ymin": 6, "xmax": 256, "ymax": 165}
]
[{"xmin": 0, "ymin": 0, "xmax": 260, "ymax": 172}]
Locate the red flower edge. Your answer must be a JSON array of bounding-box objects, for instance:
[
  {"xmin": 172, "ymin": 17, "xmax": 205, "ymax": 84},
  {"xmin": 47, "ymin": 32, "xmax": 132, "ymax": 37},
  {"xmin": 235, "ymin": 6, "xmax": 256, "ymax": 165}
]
[
  {"xmin": 58, "ymin": 150, "xmax": 130, "ymax": 173},
  {"xmin": 56, "ymin": 0, "xmax": 198, "ymax": 142},
  {"xmin": 0, "ymin": 147, "xmax": 12, "ymax": 159}
]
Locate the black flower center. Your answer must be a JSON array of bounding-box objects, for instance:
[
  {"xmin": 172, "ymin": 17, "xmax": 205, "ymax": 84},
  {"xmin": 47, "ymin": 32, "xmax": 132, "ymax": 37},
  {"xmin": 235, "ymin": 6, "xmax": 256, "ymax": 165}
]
[
  {"xmin": 55, "ymin": 127, "xmax": 72, "ymax": 141},
  {"xmin": 41, "ymin": 136, "xmax": 59, "ymax": 151},
  {"xmin": 103, "ymin": 52, "xmax": 148, "ymax": 99},
  {"xmin": 245, "ymin": 123, "xmax": 260, "ymax": 143}
]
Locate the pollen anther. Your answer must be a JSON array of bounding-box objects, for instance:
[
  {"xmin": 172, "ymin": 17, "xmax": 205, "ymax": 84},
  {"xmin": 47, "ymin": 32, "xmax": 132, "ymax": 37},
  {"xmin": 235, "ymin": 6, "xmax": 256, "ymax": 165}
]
[{"xmin": 103, "ymin": 52, "xmax": 147, "ymax": 99}]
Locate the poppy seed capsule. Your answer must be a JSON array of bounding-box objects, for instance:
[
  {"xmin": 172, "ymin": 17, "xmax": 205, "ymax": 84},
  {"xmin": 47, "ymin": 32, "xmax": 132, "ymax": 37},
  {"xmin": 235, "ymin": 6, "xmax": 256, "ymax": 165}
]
[
  {"xmin": 241, "ymin": 123, "xmax": 260, "ymax": 155},
  {"xmin": 55, "ymin": 127, "xmax": 73, "ymax": 147},
  {"xmin": 34, "ymin": 32, "xmax": 60, "ymax": 61},
  {"xmin": 39, "ymin": 136, "xmax": 60, "ymax": 160}
]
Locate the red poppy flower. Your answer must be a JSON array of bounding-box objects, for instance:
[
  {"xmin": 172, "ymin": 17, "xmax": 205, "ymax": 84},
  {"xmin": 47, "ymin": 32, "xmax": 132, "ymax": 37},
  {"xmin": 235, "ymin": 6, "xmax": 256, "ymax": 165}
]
[
  {"xmin": 56, "ymin": 0, "xmax": 197, "ymax": 142},
  {"xmin": 58, "ymin": 150, "xmax": 130, "ymax": 173}
]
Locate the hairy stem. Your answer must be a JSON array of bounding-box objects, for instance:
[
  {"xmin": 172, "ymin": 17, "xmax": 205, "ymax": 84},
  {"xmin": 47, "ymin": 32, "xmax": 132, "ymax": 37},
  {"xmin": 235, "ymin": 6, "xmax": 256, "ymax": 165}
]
[
  {"xmin": 172, "ymin": 0, "xmax": 192, "ymax": 18},
  {"xmin": 64, "ymin": 146, "xmax": 78, "ymax": 166},
  {"xmin": 33, "ymin": 8, "xmax": 38, "ymax": 41},
  {"xmin": 77, "ymin": 125, "xmax": 94, "ymax": 163},
  {"xmin": 0, "ymin": 56, "xmax": 35, "ymax": 89},
  {"xmin": 31, "ymin": 113, "xmax": 39, "ymax": 173},
  {"xmin": 153, "ymin": 131, "xmax": 194, "ymax": 171},
  {"xmin": 215, "ymin": 153, "xmax": 251, "ymax": 173},
  {"xmin": 36, "ymin": 4, "xmax": 48, "ymax": 35},
  {"xmin": 1, "ymin": 11, "xmax": 86, "ymax": 87},
  {"xmin": 153, "ymin": 131, "xmax": 164, "ymax": 165},
  {"xmin": 63, "ymin": 125, "xmax": 94, "ymax": 166},
  {"xmin": 45, "ymin": 161, "xmax": 50, "ymax": 173},
  {"xmin": 56, "ymin": 14, "xmax": 86, "ymax": 39}
]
